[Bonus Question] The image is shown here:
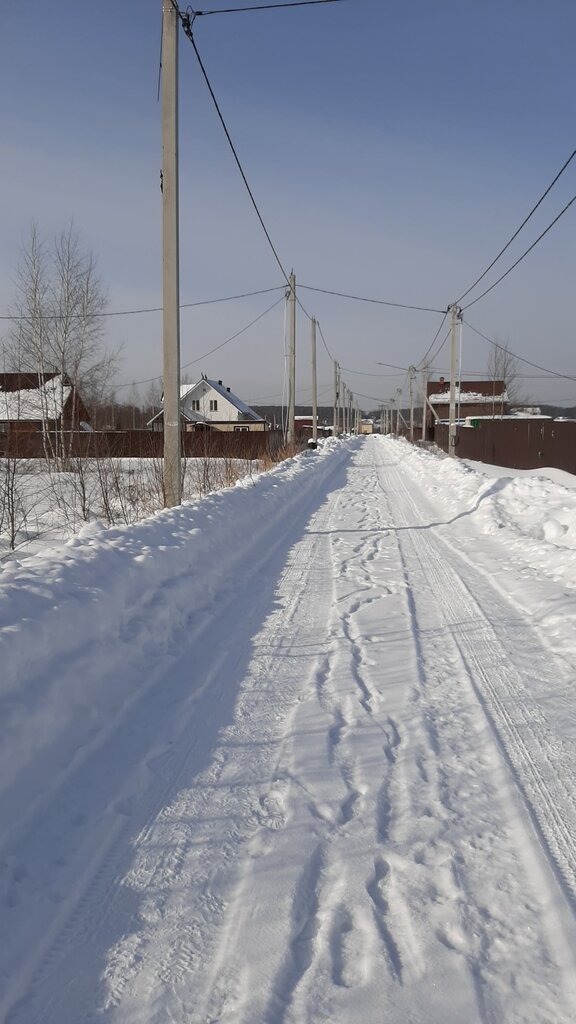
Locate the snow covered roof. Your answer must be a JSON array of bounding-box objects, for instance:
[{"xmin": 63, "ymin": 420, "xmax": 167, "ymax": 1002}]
[
  {"xmin": 205, "ymin": 378, "xmax": 263, "ymax": 421},
  {"xmin": 180, "ymin": 377, "xmax": 264, "ymax": 422},
  {"xmin": 0, "ymin": 374, "xmax": 72, "ymax": 421},
  {"xmin": 429, "ymin": 388, "xmax": 508, "ymax": 405}
]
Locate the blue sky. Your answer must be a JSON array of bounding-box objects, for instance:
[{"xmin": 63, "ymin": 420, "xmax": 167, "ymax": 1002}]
[{"xmin": 1, "ymin": 0, "xmax": 575, "ymax": 408}]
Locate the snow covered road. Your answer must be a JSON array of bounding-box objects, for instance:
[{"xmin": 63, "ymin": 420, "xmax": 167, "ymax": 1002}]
[{"xmin": 2, "ymin": 436, "xmax": 576, "ymax": 1023}]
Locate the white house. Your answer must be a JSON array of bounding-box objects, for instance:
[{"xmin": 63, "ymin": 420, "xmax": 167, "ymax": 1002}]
[{"xmin": 149, "ymin": 376, "xmax": 268, "ymax": 432}]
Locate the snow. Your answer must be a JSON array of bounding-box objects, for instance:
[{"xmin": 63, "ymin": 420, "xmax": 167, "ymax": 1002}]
[
  {"xmin": 429, "ymin": 388, "xmax": 508, "ymax": 405},
  {"xmin": 2, "ymin": 436, "xmax": 576, "ymax": 1023},
  {"xmin": 0, "ymin": 375, "xmax": 71, "ymax": 421}
]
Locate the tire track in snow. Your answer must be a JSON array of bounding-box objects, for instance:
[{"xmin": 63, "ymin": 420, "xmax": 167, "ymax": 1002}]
[
  {"xmin": 132, "ymin": 484, "xmax": 354, "ymax": 1024},
  {"xmin": 389, "ymin": 451, "xmax": 576, "ymax": 905},
  {"xmin": 371, "ymin": 437, "xmax": 576, "ymax": 1021},
  {"xmin": 196, "ymin": 455, "xmax": 410, "ymax": 1022},
  {"xmin": 1, "ymin": 450, "xmax": 356, "ymax": 1024}
]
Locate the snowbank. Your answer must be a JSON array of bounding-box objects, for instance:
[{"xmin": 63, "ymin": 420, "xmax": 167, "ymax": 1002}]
[{"xmin": 0, "ymin": 439, "xmax": 355, "ymax": 835}]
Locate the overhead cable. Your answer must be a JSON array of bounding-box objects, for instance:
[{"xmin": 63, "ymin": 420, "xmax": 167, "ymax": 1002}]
[
  {"xmin": 316, "ymin": 321, "xmax": 334, "ymax": 361},
  {"xmin": 114, "ymin": 292, "xmax": 284, "ymax": 389},
  {"xmin": 421, "ymin": 327, "xmax": 451, "ymax": 371},
  {"xmin": 376, "ymin": 360, "xmax": 410, "ymax": 372},
  {"xmin": 299, "ymin": 283, "xmax": 445, "ymax": 314},
  {"xmin": 457, "ymin": 147, "xmax": 576, "ymax": 304},
  {"xmin": 462, "ymin": 191, "xmax": 576, "ymax": 311},
  {"xmin": 416, "ymin": 311, "xmax": 448, "ymax": 368},
  {"xmin": 459, "ymin": 317, "xmax": 573, "ymax": 382},
  {"xmin": 181, "ymin": 294, "xmax": 284, "ymax": 370},
  {"xmin": 0, "ymin": 286, "xmax": 285, "ymax": 321},
  {"xmin": 177, "ymin": 11, "xmax": 290, "ymax": 284},
  {"xmin": 195, "ymin": 1, "xmax": 347, "ymax": 15},
  {"xmin": 341, "ymin": 367, "xmax": 407, "ymax": 377}
]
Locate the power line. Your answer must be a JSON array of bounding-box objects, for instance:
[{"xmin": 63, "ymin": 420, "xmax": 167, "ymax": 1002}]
[
  {"xmin": 457, "ymin": 147, "xmax": 576, "ymax": 305},
  {"xmin": 462, "ymin": 191, "xmax": 576, "ymax": 311},
  {"xmin": 316, "ymin": 321, "xmax": 334, "ymax": 361},
  {"xmin": 248, "ymin": 382, "xmax": 332, "ymax": 402},
  {"xmin": 114, "ymin": 292, "xmax": 283, "ymax": 389},
  {"xmin": 0, "ymin": 286, "xmax": 285, "ymax": 321},
  {"xmin": 421, "ymin": 326, "xmax": 450, "ymax": 371},
  {"xmin": 299, "ymin": 283, "xmax": 445, "ymax": 314},
  {"xmin": 181, "ymin": 294, "xmax": 284, "ymax": 369},
  {"xmin": 414, "ymin": 315, "xmax": 450, "ymax": 372},
  {"xmin": 376, "ymin": 360, "xmax": 410, "ymax": 372},
  {"xmin": 177, "ymin": 11, "xmax": 290, "ymax": 283},
  {"xmin": 195, "ymin": 1, "xmax": 347, "ymax": 15},
  {"xmin": 340, "ymin": 366, "xmax": 406, "ymax": 377},
  {"xmin": 464, "ymin": 319, "xmax": 576, "ymax": 383},
  {"xmin": 416, "ymin": 311, "xmax": 448, "ymax": 368}
]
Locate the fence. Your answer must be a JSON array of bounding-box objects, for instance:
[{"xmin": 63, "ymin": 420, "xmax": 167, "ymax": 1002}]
[
  {"xmin": 433, "ymin": 419, "xmax": 576, "ymax": 474},
  {"xmin": 0, "ymin": 429, "xmax": 289, "ymax": 461}
]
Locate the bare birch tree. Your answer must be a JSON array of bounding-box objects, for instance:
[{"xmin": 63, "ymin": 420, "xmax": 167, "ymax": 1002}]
[
  {"xmin": 6, "ymin": 223, "xmax": 119, "ymax": 460},
  {"xmin": 487, "ymin": 338, "xmax": 525, "ymax": 405}
]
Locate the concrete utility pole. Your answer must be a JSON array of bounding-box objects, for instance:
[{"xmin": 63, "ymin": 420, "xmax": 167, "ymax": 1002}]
[
  {"xmin": 287, "ymin": 272, "xmax": 296, "ymax": 446},
  {"xmin": 311, "ymin": 317, "xmax": 318, "ymax": 444},
  {"xmin": 421, "ymin": 363, "xmax": 428, "ymax": 441},
  {"xmin": 161, "ymin": 0, "xmax": 182, "ymax": 507},
  {"xmin": 395, "ymin": 388, "xmax": 402, "ymax": 434},
  {"xmin": 333, "ymin": 360, "xmax": 339, "ymax": 436},
  {"xmin": 448, "ymin": 303, "xmax": 461, "ymax": 458},
  {"xmin": 408, "ymin": 365, "xmax": 416, "ymax": 442}
]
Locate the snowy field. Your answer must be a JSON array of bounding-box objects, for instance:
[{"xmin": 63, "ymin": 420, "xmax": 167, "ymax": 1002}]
[
  {"xmin": 1, "ymin": 435, "xmax": 576, "ymax": 1023},
  {"xmin": 0, "ymin": 455, "xmax": 262, "ymax": 563}
]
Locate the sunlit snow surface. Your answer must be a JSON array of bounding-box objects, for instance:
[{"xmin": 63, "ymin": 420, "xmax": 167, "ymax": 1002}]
[{"xmin": 1, "ymin": 436, "xmax": 576, "ymax": 1024}]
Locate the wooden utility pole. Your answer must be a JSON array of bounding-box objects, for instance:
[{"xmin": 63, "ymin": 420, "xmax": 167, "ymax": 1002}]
[
  {"xmin": 311, "ymin": 317, "xmax": 318, "ymax": 444},
  {"xmin": 395, "ymin": 389, "xmax": 402, "ymax": 434},
  {"xmin": 161, "ymin": 0, "xmax": 181, "ymax": 507},
  {"xmin": 287, "ymin": 272, "xmax": 296, "ymax": 446},
  {"xmin": 448, "ymin": 303, "xmax": 461, "ymax": 458}
]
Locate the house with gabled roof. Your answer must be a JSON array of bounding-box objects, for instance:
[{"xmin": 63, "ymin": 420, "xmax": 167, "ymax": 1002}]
[
  {"xmin": 0, "ymin": 372, "xmax": 91, "ymax": 436},
  {"xmin": 148, "ymin": 375, "xmax": 268, "ymax": 432}
]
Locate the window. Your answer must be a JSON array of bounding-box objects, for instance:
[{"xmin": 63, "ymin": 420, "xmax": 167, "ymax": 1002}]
[
  {"xmin": 191, "ymin": 399, "xmax": 200, "ymax": 411},
  {"xmin": 210, "ymin": 399, "xmax": 218, "ymax": 412},
  {"xmin": 234, "ymin": 425, "xmax": 249, "ymax": 432}
]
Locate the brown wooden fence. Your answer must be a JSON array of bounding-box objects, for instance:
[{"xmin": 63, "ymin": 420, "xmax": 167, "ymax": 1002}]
[
  {"xmin": 433, "ymin": 419, "xmax": 576, "ymax": 474},
  {"xmin": 0, "ymin": 429, "xmax": 291, "ymax": 461}
]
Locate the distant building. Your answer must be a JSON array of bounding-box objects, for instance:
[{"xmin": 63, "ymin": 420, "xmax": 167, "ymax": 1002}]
[
  {"xmin": 148, "ymin": 375, "xmax": 268, "ymax": 432},
  {"xmin": 426, "ymin": 378, "xmax": 509, "ymax": 433},
  {"xmin": 293, "ymin": 416, "xmax": 332, "ymax": 437}
]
